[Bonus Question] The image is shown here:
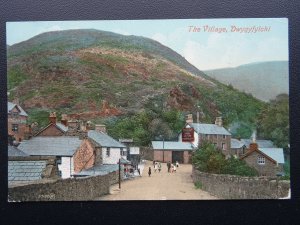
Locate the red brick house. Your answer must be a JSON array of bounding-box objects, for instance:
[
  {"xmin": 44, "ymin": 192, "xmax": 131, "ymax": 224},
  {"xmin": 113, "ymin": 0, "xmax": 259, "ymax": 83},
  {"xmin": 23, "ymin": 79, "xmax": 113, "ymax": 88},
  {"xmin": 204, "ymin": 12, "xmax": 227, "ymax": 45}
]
[
  {"xmin": 8, "ymin": 101, "xmax": 30, "ymax": 142},
  {"xmin": 240, "ymin": 142, "xmax": 285, "ymax": 177}
]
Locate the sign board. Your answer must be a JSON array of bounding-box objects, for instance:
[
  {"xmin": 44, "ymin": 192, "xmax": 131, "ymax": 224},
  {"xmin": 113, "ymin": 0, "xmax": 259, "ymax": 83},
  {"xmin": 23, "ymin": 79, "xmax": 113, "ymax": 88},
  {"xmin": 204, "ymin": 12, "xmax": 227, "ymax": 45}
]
[{"xmin": 182, "ymin": 128, "xmax": 194, "ymax": 142}]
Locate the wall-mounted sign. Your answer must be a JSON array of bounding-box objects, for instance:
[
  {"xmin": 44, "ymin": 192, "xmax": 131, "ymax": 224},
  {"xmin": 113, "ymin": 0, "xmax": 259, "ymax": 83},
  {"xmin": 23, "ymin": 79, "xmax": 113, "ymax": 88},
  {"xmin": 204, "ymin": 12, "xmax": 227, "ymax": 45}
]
[{"xmin": 182, "ymin": 128, "xmax": 194, "ymax": 142}]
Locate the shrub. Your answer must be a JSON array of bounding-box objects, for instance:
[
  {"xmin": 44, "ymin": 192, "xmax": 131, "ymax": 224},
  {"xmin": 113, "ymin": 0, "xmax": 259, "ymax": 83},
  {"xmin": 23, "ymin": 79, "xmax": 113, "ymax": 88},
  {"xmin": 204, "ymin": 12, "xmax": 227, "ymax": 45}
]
[
  {"xmin": 192, "ymin": 142, "xmax": 258, "ymax": 176},
  {"xmin": 194, "ymin": 181, "xmax": 202, "ymax": 189}
]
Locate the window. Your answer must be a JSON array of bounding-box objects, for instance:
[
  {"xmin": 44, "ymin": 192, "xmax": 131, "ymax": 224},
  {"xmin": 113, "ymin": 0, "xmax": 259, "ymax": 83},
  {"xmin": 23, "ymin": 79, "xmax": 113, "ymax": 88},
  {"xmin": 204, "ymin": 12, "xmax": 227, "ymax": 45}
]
[
  {"xmin": 257, "ymin": 156, "xmax": 265, "ymax": 165},
  {"xmin": 223, "ymin": 135, "xmax": 226, "ymax": 139},
  {"xmin": 106, "ymin": 147, "xmax": 110, "ymax": 157},
  {"xmin": 12, "ymin": 124, "xmax": 18, "ymax": 132},
  {"xmin": 222, "ymin": 143, "xmax": 226, "ymax": 150},
  {"xmin": 56, "ymin": 157, "xmax": 62, "ymax": 165},
  {"xmin": 12, "ymin": 112, "xmax": 19, "ymax": 118},
  {"xmin": 214, "ymin": 134, "xmax": 217, "ymax": 139}
]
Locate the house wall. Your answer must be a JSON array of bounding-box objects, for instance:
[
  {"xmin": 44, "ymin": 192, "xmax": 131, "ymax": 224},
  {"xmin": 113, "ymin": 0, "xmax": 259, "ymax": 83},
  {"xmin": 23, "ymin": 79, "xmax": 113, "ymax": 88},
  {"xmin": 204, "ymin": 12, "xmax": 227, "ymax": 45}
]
[
  {"xmin": 36, "ymin": 124, "xmax": 64, "ymax": 136},
  {"xmin": 183, "ymin": 151, "xmax": 192, "ymax": 164},
  {"xmin": 192, "ymin": 167, "xmax": 290, "ymax": 199},
  {"xmin": 242, "ymin": 151, "xmax": 283, "ymax": 176},
  {"xmin": 102, "ymin": 147, "xmax": 122, "ymax": 164},
  {"xmin": 58, "ymin": 157, "xmax": 73, "ymax": 179},
  {"xmin": 153, "ymin": 150, "xmax": 172, "ymax": 163},
  {"xmin": 198, "ymin": 134, "xmax": 231, "ymax": 156},
  {"xmin": 73, "ymin": 139, "xmax": 96, "ymax": 173},
  {"xmin": 8, "ymin": 108, "xmax": 28, "ymax": 142}
]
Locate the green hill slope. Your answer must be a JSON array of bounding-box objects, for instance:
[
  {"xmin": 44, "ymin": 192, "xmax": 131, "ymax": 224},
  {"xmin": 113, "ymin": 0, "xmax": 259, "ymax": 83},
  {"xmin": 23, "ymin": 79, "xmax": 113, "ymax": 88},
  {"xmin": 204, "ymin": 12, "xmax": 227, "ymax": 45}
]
[{"xmin": 7, "ymin": 29, "xmax": 265, "ymax": 141}]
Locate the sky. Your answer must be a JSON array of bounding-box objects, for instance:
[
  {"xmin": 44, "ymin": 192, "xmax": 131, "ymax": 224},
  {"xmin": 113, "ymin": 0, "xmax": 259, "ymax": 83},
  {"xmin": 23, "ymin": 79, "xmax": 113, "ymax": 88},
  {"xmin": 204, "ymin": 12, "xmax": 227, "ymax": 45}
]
[{"xmin": 6, "ymin": 18, "xmax": 288, "ymax": 70}]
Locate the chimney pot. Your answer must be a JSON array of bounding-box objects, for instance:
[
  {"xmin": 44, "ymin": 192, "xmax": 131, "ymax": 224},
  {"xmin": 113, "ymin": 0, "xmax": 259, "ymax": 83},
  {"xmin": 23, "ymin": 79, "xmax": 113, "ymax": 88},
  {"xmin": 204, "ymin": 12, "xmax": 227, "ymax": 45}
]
[
  {"xmin": 249, "ymin": 143, "xmax": 258, "ymax": 152},
  {"xmin": 215, "ymin": 117, "xmax": 223, "ymax": 127},
  {"xmin": 186, "ymin": 114, "xmax": 194, "ymax": 124}
]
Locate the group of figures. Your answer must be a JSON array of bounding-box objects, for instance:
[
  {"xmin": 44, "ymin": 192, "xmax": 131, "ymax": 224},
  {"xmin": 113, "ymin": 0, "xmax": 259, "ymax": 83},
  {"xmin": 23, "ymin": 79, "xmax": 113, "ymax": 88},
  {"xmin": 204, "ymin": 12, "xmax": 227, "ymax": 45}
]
[{"xmin": 148, "ymin": 161, "xmax": 179, "ymax": 177}]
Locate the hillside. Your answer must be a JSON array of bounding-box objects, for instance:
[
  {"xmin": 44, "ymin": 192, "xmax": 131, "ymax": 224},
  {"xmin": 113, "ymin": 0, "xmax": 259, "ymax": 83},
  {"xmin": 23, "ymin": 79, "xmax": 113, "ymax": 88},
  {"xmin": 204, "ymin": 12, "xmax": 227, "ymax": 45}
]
[
  {"xmin": 204, "ymin": 61, "xmax": 289, "ymax": 102},
  {"xmin": 7, "ymin": 29, "xmax": 265, "ymax": 141}
]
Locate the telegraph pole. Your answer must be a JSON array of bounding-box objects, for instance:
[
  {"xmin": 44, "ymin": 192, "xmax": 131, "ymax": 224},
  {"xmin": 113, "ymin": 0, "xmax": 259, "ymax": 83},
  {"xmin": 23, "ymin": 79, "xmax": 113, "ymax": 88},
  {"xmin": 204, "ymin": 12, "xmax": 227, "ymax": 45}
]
[{"xmin": 119, "ymin": 158, "xmax": 121, "ymax": 189}]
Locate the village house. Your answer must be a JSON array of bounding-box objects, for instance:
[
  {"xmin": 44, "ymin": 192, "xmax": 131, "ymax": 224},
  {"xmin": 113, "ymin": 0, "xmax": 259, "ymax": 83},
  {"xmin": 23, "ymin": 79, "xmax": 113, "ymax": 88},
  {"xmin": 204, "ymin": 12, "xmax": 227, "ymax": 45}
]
[
  {"xmin": 7, "ymin": 101, "xmax": 31, "ymax": 142},
  {"xmin": 240, "ymin": 141, "xmax": 285, "ymax": 176},
  {"xmin": 17, "ymin": 136, "xmax": 97, "ymax": 178},
  {"xmin": 230, "ymin": 138, "xmax": 246, "ymax": 157},
  {"xmin": 152, "ymin": 141, "xmax": 194, "ymax": 164},
  {"xmin": 179, "ymin": 114, "xmax": 231, "ymax": 156},
  {"xmin": 119, "ymin": 139, "xmax": 141, "ymax": 168},
  {"xmin": 87, "ymin": 128, "xmax": 127, "ymax": 165}
]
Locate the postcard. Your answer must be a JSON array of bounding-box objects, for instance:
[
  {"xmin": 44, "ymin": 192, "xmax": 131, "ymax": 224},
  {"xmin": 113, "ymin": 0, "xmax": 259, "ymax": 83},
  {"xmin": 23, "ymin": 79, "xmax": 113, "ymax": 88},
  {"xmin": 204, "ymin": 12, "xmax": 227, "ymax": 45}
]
[{"xmin": 6, "ymin": 18, "xmax": 290, "ymax": 201}]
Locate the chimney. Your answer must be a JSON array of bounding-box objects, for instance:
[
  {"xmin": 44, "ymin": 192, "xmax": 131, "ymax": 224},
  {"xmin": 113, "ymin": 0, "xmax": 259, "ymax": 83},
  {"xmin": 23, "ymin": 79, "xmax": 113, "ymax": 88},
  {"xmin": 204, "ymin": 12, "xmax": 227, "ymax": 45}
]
[
  {"xmin": 249, "ymin": 143, "xmax": 258, "ymax": 152},
  {"xmin": 61, "ymin": 114, "xmax": 68, "ymax": 126},
  {"xmin": 49, "ymin": 112, "xmax": 57, "ymax": 124},
  {"xmin": 215, "ymin": 117, "xmax": 223, "ymax": 127},
  {"xmin": 95, "ymin": 124, "xmax": 107, "ymax": 133},
  {"xmin": 186, "ymin": 114, "xmax": 193, "ymax": 124},
  {"xmin": 67, "ymin": 120, "xmax": 80, "ymax": 134}
]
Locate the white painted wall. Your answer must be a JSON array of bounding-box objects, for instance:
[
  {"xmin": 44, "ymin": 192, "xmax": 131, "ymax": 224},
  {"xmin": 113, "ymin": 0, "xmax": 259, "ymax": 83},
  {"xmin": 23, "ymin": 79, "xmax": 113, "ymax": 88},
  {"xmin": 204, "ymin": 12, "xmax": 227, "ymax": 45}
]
[
  {"xmin": 58, "ymin": 156, "xmax": 74, "ymax": 179},
  {"xmin": 129, "ymin": 147, "xmax": 140, "ymax": 155},
  {"xmin": 102, "ymin": 147, "xmax": 123, "ymax": 164}
]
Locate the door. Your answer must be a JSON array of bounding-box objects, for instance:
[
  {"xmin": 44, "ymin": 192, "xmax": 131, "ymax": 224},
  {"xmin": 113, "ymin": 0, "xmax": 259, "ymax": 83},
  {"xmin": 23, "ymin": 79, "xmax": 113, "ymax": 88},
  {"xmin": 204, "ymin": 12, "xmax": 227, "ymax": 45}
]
[{"xmin": 172, "ymin": 151, "xmax": 184, "ymax": 163}]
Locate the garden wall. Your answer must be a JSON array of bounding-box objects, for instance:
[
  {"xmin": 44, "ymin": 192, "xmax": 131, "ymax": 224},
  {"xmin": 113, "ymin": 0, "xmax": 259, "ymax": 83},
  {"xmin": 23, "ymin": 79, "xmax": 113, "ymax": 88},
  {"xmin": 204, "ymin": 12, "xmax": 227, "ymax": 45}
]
[
  {"xmin": 8, "ymin": 171, "xmax": 119, "ymax": 201},
  {"xmin": 192, "ymin": 167, "xmax": 290, "ymax": 199}
]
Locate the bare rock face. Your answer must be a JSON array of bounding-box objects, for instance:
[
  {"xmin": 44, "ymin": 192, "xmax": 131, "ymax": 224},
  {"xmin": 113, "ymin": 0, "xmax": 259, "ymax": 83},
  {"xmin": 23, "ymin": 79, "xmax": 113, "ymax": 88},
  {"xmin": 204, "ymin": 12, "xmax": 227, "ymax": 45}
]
[{"xmin": 167, "ymin": 86, "xmax": 195, "ymax": 111}]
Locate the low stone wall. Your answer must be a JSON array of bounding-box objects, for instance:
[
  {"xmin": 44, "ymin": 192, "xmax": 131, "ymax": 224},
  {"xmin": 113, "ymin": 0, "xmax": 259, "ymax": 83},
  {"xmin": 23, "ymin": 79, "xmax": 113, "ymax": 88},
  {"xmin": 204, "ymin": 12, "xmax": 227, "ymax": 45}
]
[
  {"xmin": 8, "ymin": 172, "xmax": 116, "ymax": 201},
  {"xmin": 192, "ymin": 167, "xmax": 290, "ymax": 199}
]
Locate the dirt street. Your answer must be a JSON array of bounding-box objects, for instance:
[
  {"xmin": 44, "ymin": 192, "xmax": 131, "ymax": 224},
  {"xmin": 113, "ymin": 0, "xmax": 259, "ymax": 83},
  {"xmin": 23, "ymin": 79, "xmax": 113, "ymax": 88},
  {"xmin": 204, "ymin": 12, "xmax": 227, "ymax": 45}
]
[{"xmin": 97, "ymin": 161, "xmax": 218, "ymax": 200}]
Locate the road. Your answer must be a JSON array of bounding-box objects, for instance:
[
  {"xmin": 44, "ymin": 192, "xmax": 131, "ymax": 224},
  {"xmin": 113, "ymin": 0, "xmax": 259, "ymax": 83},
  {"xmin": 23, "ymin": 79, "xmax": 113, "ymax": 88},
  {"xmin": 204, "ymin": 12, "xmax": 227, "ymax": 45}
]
[{"xmin": 97, "ymin": 160, "xmax": 218, "ymax": 200}]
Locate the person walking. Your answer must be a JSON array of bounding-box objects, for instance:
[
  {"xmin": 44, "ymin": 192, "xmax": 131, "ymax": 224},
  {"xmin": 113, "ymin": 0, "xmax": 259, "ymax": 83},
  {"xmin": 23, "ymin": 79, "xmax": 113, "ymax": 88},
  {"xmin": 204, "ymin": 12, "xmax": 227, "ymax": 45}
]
[
  {"xmin": 148, "ymin": 167, "xmax": 152, "ymax": 177},
  {"xmin": 154, "ymin": 162, "xmax": 157, "ymax": 173},
  {"xmin": 176, "ymin": 161, "xmax": 179, "ymax": 168},
  {"xmin": 173, "ymin": 164, "xmax": 177, "ymax": 173},
  {"xmin": 158, "ymin": 162, "xmax": 161, "ymax": 172},
  {"xmin": 167, "ymin": 161, "xmax": 171, "ymax": 173}
]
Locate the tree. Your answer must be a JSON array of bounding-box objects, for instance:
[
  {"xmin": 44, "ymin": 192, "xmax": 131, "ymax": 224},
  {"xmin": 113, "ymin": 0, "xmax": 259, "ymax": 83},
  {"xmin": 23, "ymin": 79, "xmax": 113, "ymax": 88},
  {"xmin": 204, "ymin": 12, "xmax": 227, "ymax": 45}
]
[{"xmin": 257, "ymin": 94, "xmax": 289, "ymax": 148}]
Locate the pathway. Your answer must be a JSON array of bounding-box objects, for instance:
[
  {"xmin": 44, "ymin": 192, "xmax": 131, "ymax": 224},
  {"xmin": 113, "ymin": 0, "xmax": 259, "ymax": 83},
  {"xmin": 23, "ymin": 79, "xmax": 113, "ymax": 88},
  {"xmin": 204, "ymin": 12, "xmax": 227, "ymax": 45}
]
[{"xmin": 96, "ymin": 161, "xmax": 218, "ymax": 200}]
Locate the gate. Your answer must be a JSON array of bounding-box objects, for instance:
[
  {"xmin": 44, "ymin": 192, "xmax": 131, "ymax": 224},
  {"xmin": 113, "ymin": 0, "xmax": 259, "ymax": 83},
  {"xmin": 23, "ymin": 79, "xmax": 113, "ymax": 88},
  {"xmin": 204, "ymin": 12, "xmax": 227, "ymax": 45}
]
[{"xmin": 172, "ymin": 151, "xmax": 184, "ymax": 163}]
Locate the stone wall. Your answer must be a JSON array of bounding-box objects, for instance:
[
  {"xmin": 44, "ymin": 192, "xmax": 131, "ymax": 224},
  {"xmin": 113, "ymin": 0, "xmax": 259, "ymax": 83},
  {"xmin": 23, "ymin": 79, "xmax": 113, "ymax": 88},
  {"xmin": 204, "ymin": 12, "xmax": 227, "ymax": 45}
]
[
  {"xmin": 8, "ymin": 172, "xmax": 117, "ymax": 201},
  {"xmin": 192, "ymin": 167, "xmax": 290, "ymax": 199}
]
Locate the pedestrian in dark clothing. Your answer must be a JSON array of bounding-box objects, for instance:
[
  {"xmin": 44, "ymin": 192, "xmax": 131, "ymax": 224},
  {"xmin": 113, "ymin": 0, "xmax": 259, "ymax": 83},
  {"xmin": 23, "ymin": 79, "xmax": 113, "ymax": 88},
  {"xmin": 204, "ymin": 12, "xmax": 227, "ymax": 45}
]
[
  {"xmin": 167, "ymin": 161, "xmax": 171, "ymax": 173},
  {"xmin": 148, "ymin": 167, "xmax": 152, "ymax": 177}
]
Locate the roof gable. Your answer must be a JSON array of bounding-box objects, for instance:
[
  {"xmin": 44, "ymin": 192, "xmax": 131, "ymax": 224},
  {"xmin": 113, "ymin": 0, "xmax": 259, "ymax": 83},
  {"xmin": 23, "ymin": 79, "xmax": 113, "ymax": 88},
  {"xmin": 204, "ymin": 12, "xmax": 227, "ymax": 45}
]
[
  {"xmin": 34, "ymin": 123, "xmax": 67, "ymax": 136},
  {"xmin": 88, "ymin": 130, "xmax": 126, "ymax": 148},
  {"xmin": 7, "ymin": 102, "xmax": 28, "ymax": 116},
  {"xmin": 240, "ymin": 149, "xmax": 277, "ymax": 164}
]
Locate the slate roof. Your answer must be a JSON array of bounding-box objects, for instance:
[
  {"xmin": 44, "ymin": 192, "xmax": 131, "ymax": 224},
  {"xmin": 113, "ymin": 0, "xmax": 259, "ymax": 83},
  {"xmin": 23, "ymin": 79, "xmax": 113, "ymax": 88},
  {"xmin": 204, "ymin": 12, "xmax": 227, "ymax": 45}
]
[
  {"xmin": 7, "ymin": 102, "xmax": 28, "ymax": 116},
  {"xmin": 74, "ymin": 164, "xmax": 119, "ymax": 177},
  {"xmin": 18, "ymin": 136, "xmax": 82, "ymax": 156},
  {"xmin": 8, "ymin": 160, "xmax": 47, "ymax": 185},
  {"xmin": 88, "ymin": 130, "xmax": 126, "ymax": 148},
  {"xmin": 259, "ymin": 148, "xmax": 285, "ymax": 164},
  {"xmin": 188, "ymin": 123, "xmax": 231, "ymax": 135},
  {"xmin": 152, "ymin": 141, "xmax": 194, "ymax": 151},
  {"xmin": 241, "ymin": 139, "xmax": 274, "ymax": 148},
  {"xmin": 55, "ymin": 123, "xmax": 69, "ymax": 132},
  {"xmin": 8, "ymin": 146, "xmax": 29, "ymax": 157},
  {"xmin": 231, "ymin": 139, "xmax": 246, "ymax": 149}
]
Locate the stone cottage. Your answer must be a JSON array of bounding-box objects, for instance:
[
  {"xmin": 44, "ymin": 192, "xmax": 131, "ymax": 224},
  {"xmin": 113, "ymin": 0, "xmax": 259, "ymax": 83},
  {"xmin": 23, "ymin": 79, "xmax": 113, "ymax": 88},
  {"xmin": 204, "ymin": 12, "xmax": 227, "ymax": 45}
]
[
  {"xmin": 240, "ymin": 142, "xmax": 285, "ymax": 176},
  {"xmin": 178, "ymin": 115, "xmax": 231, "ymax": 156}
]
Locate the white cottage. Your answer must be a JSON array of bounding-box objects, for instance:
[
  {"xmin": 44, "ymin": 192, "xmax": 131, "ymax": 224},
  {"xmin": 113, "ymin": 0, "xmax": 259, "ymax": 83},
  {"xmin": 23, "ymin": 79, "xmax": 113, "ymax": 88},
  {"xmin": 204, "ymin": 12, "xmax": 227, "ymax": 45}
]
[
  {"xmin": 88, "ymin": 130, "xmax": 126, "ymax": 164},
  {"xmin": 18, "ymin": 136, "xmax": 82, "ymax": 178}
]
